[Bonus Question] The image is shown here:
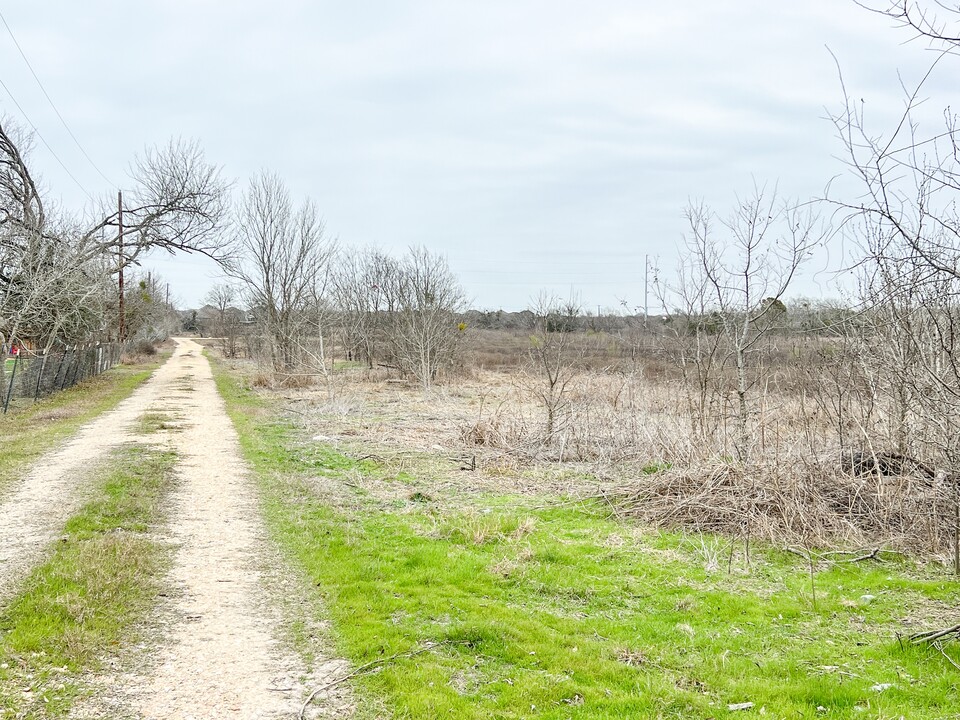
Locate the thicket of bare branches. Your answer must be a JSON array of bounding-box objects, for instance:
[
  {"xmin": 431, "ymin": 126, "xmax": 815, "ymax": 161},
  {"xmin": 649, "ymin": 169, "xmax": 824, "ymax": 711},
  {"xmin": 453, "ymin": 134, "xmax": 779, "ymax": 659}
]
[
  {"xmin": 331, "ymin": 248, "xmax": 399, "ymax": 369},
  {"xmin": 204, "ymin": 283, "xmax": 245, "ymax": 357},
  {"xmin": 523, "ymin": 292, "xmax": 583, "ymax": 441},
  {"xmin": 0, "ymin": 117, "xmax": 229, "ymax": 351},
  {"xmin": 823, "ymin": 1, "xmax": 960, "ymax": 478},
  {"xmin": 655, "ymin": 187, "xmax": 824, "ymax": 465}
]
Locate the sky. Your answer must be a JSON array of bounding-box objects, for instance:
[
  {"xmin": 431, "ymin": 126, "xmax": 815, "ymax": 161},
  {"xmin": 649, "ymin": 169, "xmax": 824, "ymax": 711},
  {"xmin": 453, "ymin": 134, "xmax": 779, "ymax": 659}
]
[{"xmin": 0, "ymin": 1, "xmax": 954, "ymax": 311}]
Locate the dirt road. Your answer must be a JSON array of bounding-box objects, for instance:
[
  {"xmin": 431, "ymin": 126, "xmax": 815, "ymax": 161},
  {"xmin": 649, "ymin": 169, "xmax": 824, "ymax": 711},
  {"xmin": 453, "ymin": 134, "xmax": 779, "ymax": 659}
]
[
  {"xmin": 1, "ymin": 338, "xmax": 348, "ymax": 719},
  {"xmin": 0, "ymin": 348, "xmax": 172, "ymax": 600}
]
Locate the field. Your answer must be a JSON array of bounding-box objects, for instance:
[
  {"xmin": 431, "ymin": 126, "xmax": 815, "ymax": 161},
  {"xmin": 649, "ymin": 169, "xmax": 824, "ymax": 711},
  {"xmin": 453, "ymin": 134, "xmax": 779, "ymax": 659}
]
[
  {"xmin": 1, "ymin": 333, "xmax": 958, "ymax": 718},
  {"xmin": 249, "ymin": 326, "xmax": 958, "ymax": 557},
  {"xmin": 209, "ymin": 326, "xmax": 960, "ymax": 719}
]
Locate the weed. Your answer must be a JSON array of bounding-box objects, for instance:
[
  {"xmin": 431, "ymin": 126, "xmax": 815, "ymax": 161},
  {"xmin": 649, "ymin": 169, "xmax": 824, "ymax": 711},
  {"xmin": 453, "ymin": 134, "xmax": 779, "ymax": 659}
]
[
  {"xmin": 682, "ymin": 532, "xmax": 726, "ymax": 573},
  {"xmin": 642, "ymin": 461, "xmax": 672, "ymax": 475}
]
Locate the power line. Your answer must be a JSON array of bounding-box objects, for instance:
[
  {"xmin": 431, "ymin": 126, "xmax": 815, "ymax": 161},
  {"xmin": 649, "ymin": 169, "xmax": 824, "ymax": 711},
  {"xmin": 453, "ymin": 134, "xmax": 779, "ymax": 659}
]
[
  {"xmin": 0, "ymin": 75, "xmax": 94, "ymax": 202},
  {"xmin": 0, "ymin": 9, "xmax": 115, "ymax": 189}
]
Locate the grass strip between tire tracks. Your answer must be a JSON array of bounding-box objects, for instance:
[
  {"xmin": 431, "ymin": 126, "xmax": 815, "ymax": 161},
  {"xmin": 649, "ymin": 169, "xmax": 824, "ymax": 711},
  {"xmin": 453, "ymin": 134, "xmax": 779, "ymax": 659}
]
[
  {"xmin": 0, "ymin": 355, "xmax": 167, "ymax": 493},
  {"xmin": 212, "ymin": 359, "xmax": 960, "ymax": 720},
  {"xmin": 0, "ymin": 445, "xmax": 178, "ymax": 718}
]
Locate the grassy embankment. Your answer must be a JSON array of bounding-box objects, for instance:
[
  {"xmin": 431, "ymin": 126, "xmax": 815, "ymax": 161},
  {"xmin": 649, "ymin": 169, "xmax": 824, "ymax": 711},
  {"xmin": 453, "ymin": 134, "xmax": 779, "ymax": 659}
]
[
  {"xmin": 213, "ymin": 361, "xmax": 960, "ymax": 720},
  {"xmin": 0, "ymin": 446, "xmax": 178, "ymax": 718}
]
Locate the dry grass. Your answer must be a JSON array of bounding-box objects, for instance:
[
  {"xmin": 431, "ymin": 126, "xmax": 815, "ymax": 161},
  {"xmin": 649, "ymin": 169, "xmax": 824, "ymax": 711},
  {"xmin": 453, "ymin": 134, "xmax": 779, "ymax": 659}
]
[
  {"xmin": 119, "ymin": 351, "xmax": 153, "ymax": 365},
  {"xmin": 116, "ymin": 339, "xmax": 160, "ymax": 365},
  {"xmin": 462, "ymin": 328, "xmax": 666, "ymax": 375},
  {"xmin": 214, "ymin": 340, "xmax": 958, "ymax": 555},
  {"xmin": 250, "ymin": 369, "xmax": 318, "ymax": 389}
]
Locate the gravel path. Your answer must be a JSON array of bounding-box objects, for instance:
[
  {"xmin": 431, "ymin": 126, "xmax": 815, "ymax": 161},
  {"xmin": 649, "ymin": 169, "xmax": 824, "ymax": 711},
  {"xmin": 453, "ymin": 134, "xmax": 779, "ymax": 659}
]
[
  {"xmin": 3, "ymin": 338, "xmax": 350, "ymax": 719},
  {"xmin": 128, "ymin": 338, "xmax": 334, "ymax": 718}
]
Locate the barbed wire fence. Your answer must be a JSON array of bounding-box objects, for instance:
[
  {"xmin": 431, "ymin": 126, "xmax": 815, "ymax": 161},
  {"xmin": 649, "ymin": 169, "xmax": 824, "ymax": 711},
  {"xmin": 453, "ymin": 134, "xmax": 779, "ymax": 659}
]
[{"xmin": 1, "ymin": 343, "xmax": 122, "ymax": 414}]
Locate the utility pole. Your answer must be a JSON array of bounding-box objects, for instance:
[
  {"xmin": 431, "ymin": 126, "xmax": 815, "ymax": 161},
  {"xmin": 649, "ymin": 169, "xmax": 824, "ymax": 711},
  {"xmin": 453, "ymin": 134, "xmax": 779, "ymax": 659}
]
[
  {"xmin": 118, "ymin": 190, "xmax": 125, "ymax": 343},
  {"xmin": 643, "ymin": 254, "xmax": 649, "ymax": 329}
]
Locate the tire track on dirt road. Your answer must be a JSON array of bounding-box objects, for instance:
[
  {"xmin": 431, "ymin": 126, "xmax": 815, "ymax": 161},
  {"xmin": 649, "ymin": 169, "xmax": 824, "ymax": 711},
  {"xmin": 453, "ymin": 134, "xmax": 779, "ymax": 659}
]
[
  {"xmin": 0, "ymin": 346, "xmax": 178, "ymax": 601},
  {"xmin": 69, "ymin": 338, "xmax": 350, "ymax": 719}
]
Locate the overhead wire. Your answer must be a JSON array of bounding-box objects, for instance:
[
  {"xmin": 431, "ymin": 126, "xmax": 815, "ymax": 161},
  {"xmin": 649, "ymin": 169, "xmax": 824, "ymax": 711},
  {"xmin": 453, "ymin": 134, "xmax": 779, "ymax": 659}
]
[
  {"xmin": 0, "ymin": 74, "xmax": 95, "ymax": 202},
  {"xmin": 0, "ymin": 9, "xmax": 115, "ymax": 189}
]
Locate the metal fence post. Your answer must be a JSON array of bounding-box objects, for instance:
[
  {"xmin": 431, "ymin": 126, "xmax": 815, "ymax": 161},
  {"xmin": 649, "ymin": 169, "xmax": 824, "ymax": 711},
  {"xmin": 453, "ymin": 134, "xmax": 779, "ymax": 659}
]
[
  {"xmin": 59, "ymin": 348, "xmax": 74, "ymax": 391},
  {"xmin": 34, "ymin": 352, "xmax": 48, "ymax": 402},
  {"xmin": 3, "ymin": 352, "xmax": 21, "ymax": 414},
  {"xmin": 51, "ymin": 349, "xmax": 67, "ymax": 391}
]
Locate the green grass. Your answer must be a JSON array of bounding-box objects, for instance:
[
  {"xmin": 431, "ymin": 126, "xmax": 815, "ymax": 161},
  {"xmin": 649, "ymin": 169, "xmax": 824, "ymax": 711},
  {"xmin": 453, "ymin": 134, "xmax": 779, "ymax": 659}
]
[
  {"xmin": 0, "ymin": 356, "xmax": 165, "ymax": 493},
  {"xmin": 0, "ymin": 445, "xmax": 178, "ymax": 718},
  {"xmin": 212, "ymin": 361, "xmax": 960, "ymax": 719},
  {"xmin": 135, "ymin": 410, "xmax": 182, "ymax": 434}
]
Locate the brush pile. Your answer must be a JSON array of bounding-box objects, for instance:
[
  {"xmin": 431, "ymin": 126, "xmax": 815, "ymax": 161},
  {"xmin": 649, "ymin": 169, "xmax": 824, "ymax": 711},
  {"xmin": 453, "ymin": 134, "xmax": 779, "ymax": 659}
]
[{"xmin": 613, "ymin": 456, "xmax": 956, "ymax": 553}]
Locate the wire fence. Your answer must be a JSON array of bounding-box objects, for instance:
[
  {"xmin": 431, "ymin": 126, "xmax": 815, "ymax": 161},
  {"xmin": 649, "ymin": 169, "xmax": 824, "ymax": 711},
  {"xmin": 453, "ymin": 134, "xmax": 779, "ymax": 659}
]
[{"xmin": 1, "ymin": 343, "xmax": 123, "ymax": 414}]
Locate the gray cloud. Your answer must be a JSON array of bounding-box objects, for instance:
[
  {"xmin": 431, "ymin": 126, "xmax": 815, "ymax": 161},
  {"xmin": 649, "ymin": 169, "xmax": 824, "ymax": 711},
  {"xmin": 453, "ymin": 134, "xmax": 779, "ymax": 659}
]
[{"xmin": 0, "ymin": 1, "xmax": 950, "ymax": 309}]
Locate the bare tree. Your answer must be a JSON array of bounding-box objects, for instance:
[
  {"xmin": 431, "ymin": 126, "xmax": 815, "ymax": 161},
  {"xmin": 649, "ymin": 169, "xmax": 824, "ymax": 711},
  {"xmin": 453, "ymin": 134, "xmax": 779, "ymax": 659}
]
[
  {"xmin": 204, "ymin": 282, "xmax": 244, "ymax": 357},
  {"xmin": 225, "ymin": 172, "xmax": 336, "ymax": 372},
  {"xmin": 525, "ymin": 291, "xmax": 581, "ymax": 440},
  {"xmin": 831, "ymin": 2, "xmax": 960, "ymax": 456},
  {"xmin": 0, "ymin": 119, "xmax": 43, "ymax": 240},
  {"xmin": 789, "ymin": 300, "xmax": 874, "ymax": 455},
  {"xmin": 1, "ymin": 120, "xmax": 51, "ymax": 343},
  {"xmin": 828, "ymin": 4, "xmax": 960, "ymax": 290},
  {"xmin": 855, "ymin": 1, "xmax": 960, "ymax": 48},
  {"xmin": 287, "ymin": 270, "xmax": 344, "ymax": 397},
  {"xmin": 81, "ymin": 138, "xmax": 231, "ymax": 266},
  {"xmin": 331, "ymin": 247, "xmax": 401, "ymax": 368},
  {"xmin": 387, "ymin": 246, "xmax": 467, "ymax": 391},
  {"xmin": 672, "ymin": 186, "xmax": 822, "ymax": 465},
  {"xmin": 826, "ymin": 2, "xmax": 960, "ymax": 575},
  {"xmin": 654, "ymin": 252, "xmax": 726, "ymax": 444}
]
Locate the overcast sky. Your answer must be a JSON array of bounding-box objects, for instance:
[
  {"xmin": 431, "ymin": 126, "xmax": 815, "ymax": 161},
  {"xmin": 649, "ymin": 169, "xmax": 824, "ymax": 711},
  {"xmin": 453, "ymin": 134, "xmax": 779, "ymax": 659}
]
[{"xmin": 0, "ymin": 2, "xmax": 952, "ymax": 310}]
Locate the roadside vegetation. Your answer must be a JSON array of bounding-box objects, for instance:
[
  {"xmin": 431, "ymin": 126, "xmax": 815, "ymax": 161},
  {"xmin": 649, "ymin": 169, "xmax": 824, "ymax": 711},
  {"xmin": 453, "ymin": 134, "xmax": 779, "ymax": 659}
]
[
  {"xmin": 0, "ymin": 353, "xmax": 166, "ymax": 495},
  {"xmin": 0, "ymin": 445, "xmax": 178, "ymax": 718},
  {"xmin": 214, "ymin": 358, "xmax": 960, "ymax": 719}
]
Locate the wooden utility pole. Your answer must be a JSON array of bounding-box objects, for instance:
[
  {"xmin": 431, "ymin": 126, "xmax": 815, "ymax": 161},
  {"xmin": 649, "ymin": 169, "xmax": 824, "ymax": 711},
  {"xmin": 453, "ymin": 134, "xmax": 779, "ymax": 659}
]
[
  {"xmin": 118, "ymin": 190, "xmax": 125, "ymax": 342},
  {"xmin": 643, "ymin": 254, "xmax": 649, "ymax": 329}
]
